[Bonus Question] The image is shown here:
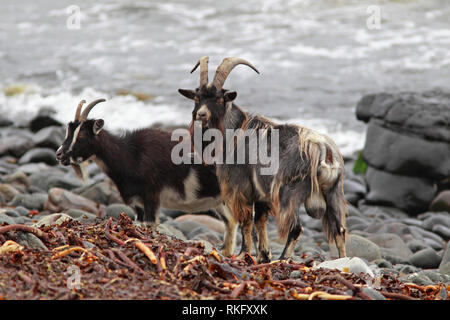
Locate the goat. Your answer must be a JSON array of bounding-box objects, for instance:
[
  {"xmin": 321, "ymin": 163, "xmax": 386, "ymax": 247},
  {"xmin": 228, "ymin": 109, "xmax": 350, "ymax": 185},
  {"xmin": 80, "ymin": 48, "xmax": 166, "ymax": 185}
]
[
  {"xmin": 178, "ymin": 56, "xmax": 347, "ymax": 262},
  {"xmin": 55, "ymin": 98, "xmax": 240, "ymax": 256}
]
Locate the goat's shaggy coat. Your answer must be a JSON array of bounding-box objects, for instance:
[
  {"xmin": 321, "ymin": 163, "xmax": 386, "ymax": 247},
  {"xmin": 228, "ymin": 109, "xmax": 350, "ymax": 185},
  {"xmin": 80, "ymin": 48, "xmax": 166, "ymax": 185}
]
[
  {"xmin": 179, "ymin": 57, "xmax": 347, "ymax": 261},
  {"xmin": 56, "ymin": 100, "xmax": 239, "ymax": 257}
]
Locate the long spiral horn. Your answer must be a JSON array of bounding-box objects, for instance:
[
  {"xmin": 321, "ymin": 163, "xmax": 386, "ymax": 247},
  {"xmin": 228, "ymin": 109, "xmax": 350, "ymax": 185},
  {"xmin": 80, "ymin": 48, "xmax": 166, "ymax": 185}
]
[
  {"xmin": 212, "ymin": 57, "xmax": 259, "ymax": 91},
  {"xmin": 80, "ymin": 99, "xmax": 106, "ymax": 121},
  {"xmin": 190, "ymin": 56, "xmax": 209, "ymax": 88},
  {"xmin": 74, "ymin": 100, "xmax": 86, "ymax": 121}
]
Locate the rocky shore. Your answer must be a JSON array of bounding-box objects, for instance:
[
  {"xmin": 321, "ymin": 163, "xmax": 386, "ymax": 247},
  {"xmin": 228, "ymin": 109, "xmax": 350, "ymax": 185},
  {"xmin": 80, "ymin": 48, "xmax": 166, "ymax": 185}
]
[{"xmin": 0, "ymin": 95, "xmax": 449, "ymax": 299}]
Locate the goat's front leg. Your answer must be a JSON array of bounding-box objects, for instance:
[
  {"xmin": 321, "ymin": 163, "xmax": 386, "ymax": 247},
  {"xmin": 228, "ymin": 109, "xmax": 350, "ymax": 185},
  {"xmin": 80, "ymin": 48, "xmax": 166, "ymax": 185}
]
[
  {"xmin": 142, "ymin": 193, "xmax": 160, "ymax": 230},
  {"xmin": 254, "ymin": 202, "xmax": 271, "ymax": 263},
  {"xmin": 237, "ymin": 213, "xmax": 254, "ymax": 260}
]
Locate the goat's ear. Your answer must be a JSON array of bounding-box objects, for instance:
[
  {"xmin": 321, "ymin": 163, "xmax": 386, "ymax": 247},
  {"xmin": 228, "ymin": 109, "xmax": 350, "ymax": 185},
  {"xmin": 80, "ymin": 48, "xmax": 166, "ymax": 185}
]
[
  {"xmin": 178, "ymin": 89, "xmax": 196, "ymax": 100},
  {"xmin": 93, "ymin": 119, "xmax": 104, "ymax": 135},
  {"xmin": 224, "ymin": 91, "xmax": 237, "ymax": 102}
]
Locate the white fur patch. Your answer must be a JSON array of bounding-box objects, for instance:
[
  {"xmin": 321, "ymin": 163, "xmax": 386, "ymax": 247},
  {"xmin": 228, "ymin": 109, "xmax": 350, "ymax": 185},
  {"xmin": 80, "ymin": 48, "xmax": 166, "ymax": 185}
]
[{"xmin": 159, "ymin": 170, "xmax": 222, "ymax": 213}]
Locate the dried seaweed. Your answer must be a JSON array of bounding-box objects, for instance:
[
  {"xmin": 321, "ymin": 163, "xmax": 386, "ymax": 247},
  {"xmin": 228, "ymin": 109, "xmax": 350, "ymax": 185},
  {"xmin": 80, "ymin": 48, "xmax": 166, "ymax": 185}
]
[{"xmin": 0, "ymin": 213, "xmax": 448, "ymax": 300}]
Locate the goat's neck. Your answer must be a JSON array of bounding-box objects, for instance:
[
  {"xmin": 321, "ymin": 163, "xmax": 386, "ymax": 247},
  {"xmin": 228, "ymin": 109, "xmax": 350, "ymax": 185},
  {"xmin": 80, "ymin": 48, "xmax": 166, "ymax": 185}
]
[
  {"xmin": 222, "ymin": 102, "xmax": 249, "ymax": 130},
  {"xmin": 90, "ymin": 130, "xmax": 127, "ymax": 179}
]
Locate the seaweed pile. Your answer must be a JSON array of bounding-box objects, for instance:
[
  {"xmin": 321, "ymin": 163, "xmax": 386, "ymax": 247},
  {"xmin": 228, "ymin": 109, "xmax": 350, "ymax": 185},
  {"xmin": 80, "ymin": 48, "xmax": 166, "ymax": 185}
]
[{"xmin": 0, "ymin": 214, "xmax": 448, "ymax": 300}]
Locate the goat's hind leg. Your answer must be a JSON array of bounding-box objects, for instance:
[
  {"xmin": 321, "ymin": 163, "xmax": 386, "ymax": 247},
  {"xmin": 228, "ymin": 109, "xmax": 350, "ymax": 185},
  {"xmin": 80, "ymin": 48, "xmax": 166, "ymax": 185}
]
[
  {"xmin": 322, "ymin": 180, "xmax": 347, "ymax": 258},
  {"xmin": 279, "ymin": 219, "xmax": 302, "ymax": 261},
  {"xmin": 277, "ymin": 183, "xmax": 308, "ymax": 261}
]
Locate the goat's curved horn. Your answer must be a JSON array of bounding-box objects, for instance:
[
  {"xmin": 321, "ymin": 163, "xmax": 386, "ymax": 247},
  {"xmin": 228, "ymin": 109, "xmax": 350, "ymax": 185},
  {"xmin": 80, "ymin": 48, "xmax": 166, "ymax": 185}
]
[
  {"xmin": 190, "ymin": 56, "xmax": 209, "ymax": 88},
  {"xmin": 74, "ymin": 100, "xmax": 86, "ymax": 121},
  {"xmin": 212, "ymin": 57, "xmax": 259, "ymax": 91},
  {"xmin": 80, "ymin": 99, "xmax": 106, "ymax": 121}
]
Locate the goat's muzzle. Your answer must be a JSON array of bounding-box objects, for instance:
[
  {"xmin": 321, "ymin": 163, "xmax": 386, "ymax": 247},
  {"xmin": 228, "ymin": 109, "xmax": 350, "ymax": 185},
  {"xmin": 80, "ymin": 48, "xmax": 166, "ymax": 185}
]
[{"xmin": 56, "ymin": 147, "xmax": 70, "ymax": 166}]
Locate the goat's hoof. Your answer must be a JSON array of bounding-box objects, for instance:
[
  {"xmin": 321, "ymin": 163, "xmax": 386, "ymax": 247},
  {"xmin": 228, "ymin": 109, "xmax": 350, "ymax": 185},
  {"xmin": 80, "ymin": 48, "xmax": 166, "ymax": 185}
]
[
  {"xmin": 221, "ymin": 248, "xmax": 232, "ymax": 257},
  {"xmin": 257, "ymin": 251, "xmax": 272, "ymax": 264}
]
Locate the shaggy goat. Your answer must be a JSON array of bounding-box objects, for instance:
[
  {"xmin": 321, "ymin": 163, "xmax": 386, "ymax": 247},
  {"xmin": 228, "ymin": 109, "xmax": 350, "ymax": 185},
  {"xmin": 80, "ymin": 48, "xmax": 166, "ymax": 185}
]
[
  {"xmin": 55, "ymin": 98, "xmax": 241, "ymax": 256},
  {"xmin": 179, "ymin": 56, "xmax": 347, "ymax": 262}
]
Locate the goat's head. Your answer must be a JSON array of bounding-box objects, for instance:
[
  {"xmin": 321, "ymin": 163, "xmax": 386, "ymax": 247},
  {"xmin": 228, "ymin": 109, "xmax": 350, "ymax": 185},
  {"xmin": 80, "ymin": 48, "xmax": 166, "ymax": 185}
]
[
  {"xmin": 56, "ymin": 99, "xmax": 106, "ymax": 177},
  {"xmin": 178, "ymin": 57, "xmax": 259, "ymax": 130}
]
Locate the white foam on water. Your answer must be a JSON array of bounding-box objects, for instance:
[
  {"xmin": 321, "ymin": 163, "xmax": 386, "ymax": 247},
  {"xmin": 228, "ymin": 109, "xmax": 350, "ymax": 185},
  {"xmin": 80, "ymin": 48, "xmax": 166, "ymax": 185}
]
[{"xmin": 0, "ymin": 87, "xmax": 192, "ymax": 133}]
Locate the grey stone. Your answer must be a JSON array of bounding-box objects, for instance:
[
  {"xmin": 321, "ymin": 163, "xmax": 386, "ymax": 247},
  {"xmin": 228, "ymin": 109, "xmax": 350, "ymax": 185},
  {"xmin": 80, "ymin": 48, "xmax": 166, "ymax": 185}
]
[
  {"xmin": 4, "ymin": 209, "xmax": 20, "ymax": 218},
  {"xmin": 106, "ymin": 203, "xmax": 136, "ymax": 220},
  {"xmin": 66, "ymin": 209, "xmax": 97, "ymax": 221},
  {"xmin": 157, "ymin": 223, "xmax": 187, "ymax": 241},
  {"xmin": 439, "ymin": 243, "xmax": 450, "ymax": 275},
  {"xmin": 8, "ymin": 193, "xmax": 48, "ymax": 210},
  {"xmin": 362, "ymin": 120, "xmax": 450, "ymax": 180},
  {"xmin": 16, "ymin": 232, "xmax": 48, "ymax": 250},
  {"xmin": 367, "ymin": 233, "xmax": 413, "ymax": 260},
  {"xmin": 346, "ymin": 216, "xmax": 369, "ymax": 231},
  {"xmin": 330, "ymin": 234, "xmax": 381, "ymax": 262},
  {"xmin": 418, "ymin": 270, "xmax": 447, "ymax": 284},
  {"xmin": 408, "ymin": 248, "xmax": 442, "ymax": 269},
  {"xmin": 0, "ymin": 134, "xmax": 35, "ymax": 158},
  {"xmin": 396, "ymin": 264, "xmax": 420, "ymax": 274},
  {"xmin": 76, "ymin": 180, "xmax": 123, "ymax": 205},
  {"xmin": 32, "ymin": 126, "xmax": 64, "ymax": 150},
  {"xmin": 15, "ymin": 206, "xmax": 30, "ymax": 216},
  {"xmin": 28, "ymin": 107, "xmax": 62, "ymax": 132},
  {"xmin": 29, "ymin": 171, "xmax": 82, "ymax": 191},
  {"xmin": 18, "ymin": 147, "xmax": 58, "ymax": 166},
  {"xmin": 171, "ymin": 220, "xmax": 206, "ymax": 238},
  {"xmin": 45, "ymin": 188, "xmax": 103, "ymax": 215},
  {"xmin": 0, "ymin": 183, "xmax": 21, "ymax": 202},
  {"xmin": 432, "ymin": 225, "xmax": 450, "ymax": 240},
  {"xmin": 423, "ymin": 238, "xmax": 444, "ymax": 251},
  {"xmin": 407, "ymin": 239, "xmax": 429, "ymax": 253},
  {"xmin": 361, "ymin": 287, "xmax": 386, "ymax": 300},
  {"xmin": 2, "ymin": 171, "xmax": 31, "ymax": 189},
  {"xmin": 429, "ymin": 191, "xmax": 450, "ymax": 213},
  {"xmin": 372, "ymin": 258, "xmax": 393, "ymax": 269},
  {"xmin": 422, "ymin": 213, "xmax": 450, "ymax": 231},
  {"xmin": 0, "ymin": 211, "xmax": 16, "ymax": 225},
  {"xmin": 356, "ymin": 90, "xmax": 450, "ymax": 143},
  {"xmin": 398, "ymin": 273, "xmax": 434, "ymax": 286},
  {"xmin": 33, "ymin": 213, "xmax": 72, "ymax": 227},
  {"xmin": 365, "ymin": 166, "xmax": 437, "ymax": 215},
  {"xmin": 289, "ymin": 270, "xmax": 302, "ymax": 279}
]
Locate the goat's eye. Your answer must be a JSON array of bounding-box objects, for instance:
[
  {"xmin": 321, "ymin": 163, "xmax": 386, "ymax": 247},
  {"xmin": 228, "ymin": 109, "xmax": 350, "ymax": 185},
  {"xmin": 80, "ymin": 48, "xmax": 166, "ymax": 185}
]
[
  {"xmin": 194, "ymin": 96, "xmax": 199, "ymax": 104},
  {"xmin": 217, "ymin": 98, "xmax": 224, "ymax": 105}
]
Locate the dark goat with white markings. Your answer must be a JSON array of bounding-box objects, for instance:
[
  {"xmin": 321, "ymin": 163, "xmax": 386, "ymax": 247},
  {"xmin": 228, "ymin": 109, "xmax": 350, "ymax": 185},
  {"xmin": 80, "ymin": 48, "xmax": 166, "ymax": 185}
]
[
  {"xmin": 179, "ymin": 56, "xmax": 347, "ymax": 262},
  {"xmin": 55, "ymin": 99, "xmax": 239, "ymax": 256}
]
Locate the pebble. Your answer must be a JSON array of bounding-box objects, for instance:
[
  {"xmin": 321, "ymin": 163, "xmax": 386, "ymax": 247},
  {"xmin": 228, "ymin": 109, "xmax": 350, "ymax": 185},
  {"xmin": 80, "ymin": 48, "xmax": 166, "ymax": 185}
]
[
  {"xmin": 106, "ymin": 203, "xmax": 136, "ymax": 220},
  {"xmin": 174, "ymin": 214, "xmax": 225, "ymax": 235},
  {"xmin": 438, "ymin": 244, "xmax": 450, "ymax": 275},
  {"xmin": 408, "ymin": 248, "xmax": 442, "ymax": 269},
  {"xmin": 33, "ymin": 213, "xmax": 72, "ymax": 227},
  {"xmin": 330, "ymin": 234, "xmax": 381, "ymax": 262},
  {"xmin": 367, "ymin": 233, "xmax": 413, "ymax": 260},
  {"xmin": 8, "ymin": 193, "xmax": 48, "ymax": 211}
]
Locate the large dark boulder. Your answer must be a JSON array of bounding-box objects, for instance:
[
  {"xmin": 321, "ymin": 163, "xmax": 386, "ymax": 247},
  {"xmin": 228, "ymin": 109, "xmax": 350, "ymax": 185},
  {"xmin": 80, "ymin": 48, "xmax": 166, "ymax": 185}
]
[
  {"xmin": 362, "ymin": 120, "xmax": 450, "ymax": 180},
  {"xmin": 29, "ymin": 107, "xmax": 62, "ymax": 132},
  {"xmin": 365, "ymin": 167, "xmax": 437, "ymax": 215},
  {"xmin": 356, "ymin": 90, "xmax": 450, "ymax": 215},
  {"xmin": 356, "ymin": 90, "xmax": 450, "ymax": 143}
]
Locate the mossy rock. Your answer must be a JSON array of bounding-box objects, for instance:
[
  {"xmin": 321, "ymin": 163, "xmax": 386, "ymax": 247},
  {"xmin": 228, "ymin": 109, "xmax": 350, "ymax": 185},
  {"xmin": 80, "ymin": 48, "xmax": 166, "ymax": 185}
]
[{"xmin": 353, "ymin": 151, "xmax": 368, "ymax": 174}]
